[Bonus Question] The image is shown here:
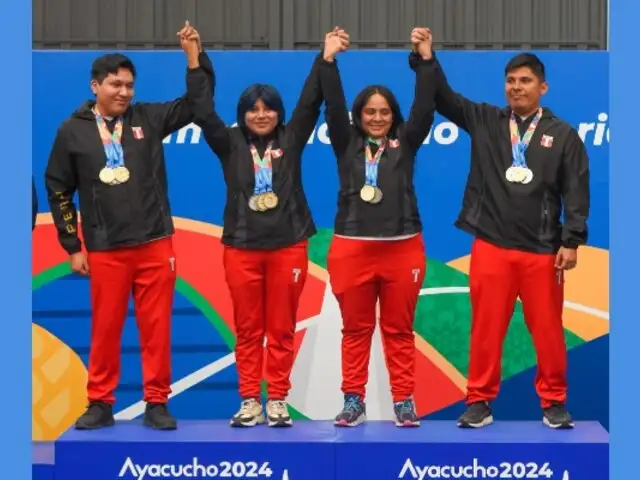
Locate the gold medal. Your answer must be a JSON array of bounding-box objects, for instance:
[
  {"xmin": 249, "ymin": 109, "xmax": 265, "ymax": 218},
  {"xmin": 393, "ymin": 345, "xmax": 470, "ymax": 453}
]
[
  {"xmin": 257, "ymin": 194, "xmax": 268, "ymax": 212},
  {"xmin": 263, "ymin": 192, "xmax": 279, "ymax": 209},
  {"xmin": 99, "ymin": 167, "xmax": 116, "ymax": 185},
  {"xmin": 248, "ymin": 195, "xmax": 259, "ymax": 211},
  {"xmin": 114, "ymin": 166, "xmax": 130, "ymax": 183},
  {"xmin": 370, "ymin": 187, "xmax": 383, "ymax": 204},
  {"xmin": 360, "ymin": 185, "xmax": 375, "ymax": 202},
  {"xmin": 505, "ymin": 167, "xmax": 516, "ymax": 182}
]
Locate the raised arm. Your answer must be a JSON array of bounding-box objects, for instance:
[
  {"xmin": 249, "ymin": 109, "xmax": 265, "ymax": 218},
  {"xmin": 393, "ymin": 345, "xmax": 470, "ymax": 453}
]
[
  {"xmin": 404, "ymin": 28, "xmax": 438, "ymax": 153},
  {"xmin": 44, "ymin": 125, "xmax": 82, "ymax": 256},
  {"xmin": 318, "ymin": 28, "xmax": 352, "ymax": 158},
  {"xmin": 560, "ymin": 129, "xmax": 590, "ymax": 249},
  {"xmin": 285, "ymin": 53, "xmax": 325, "ymax": 155},
  {"xmin": 137, "ymin": 22, "xmax": 214, "ymax": 139},
  {"xmin": 411, "ymin": 51, "xmax": 492, "ymax": 134},
  {"xmin": 184, "ymin": 33, "xmax": 232, "ymax": 160}
]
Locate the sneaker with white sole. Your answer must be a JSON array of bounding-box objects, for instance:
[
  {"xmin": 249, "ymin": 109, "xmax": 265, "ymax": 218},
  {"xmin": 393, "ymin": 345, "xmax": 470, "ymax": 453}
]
[
  {"xmin": 230, "ymin": 398, "xmax": 265, "ymax": 427},
  {"xmin": 266, "ymin": 399, "xmax": 293, "ymax": 427}
]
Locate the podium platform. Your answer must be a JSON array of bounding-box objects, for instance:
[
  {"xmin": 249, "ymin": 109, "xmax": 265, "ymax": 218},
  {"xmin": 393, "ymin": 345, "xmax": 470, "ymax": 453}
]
[{"xmin": 52, "ymin": 420, "xmax": 608, "ymax": 480}]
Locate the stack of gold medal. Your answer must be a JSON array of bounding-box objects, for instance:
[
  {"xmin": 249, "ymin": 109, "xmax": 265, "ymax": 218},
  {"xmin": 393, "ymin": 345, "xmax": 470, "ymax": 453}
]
[
  {"xmin": 99, "ymin": 166, "xmax": 130, "ymax": 186},
  {"xmin": 360, "ymin": 184, "xmax": 383, "ymax": 204},
  {"xmin": 248, "ymin": 191, "xmax": 279, "ymax": 212}
]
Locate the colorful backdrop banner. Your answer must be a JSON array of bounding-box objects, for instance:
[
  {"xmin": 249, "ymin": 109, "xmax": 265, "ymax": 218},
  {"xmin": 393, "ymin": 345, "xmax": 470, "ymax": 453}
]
[{"xmin": 31, "ymin": 50, "xmax": 609, "ymax": 442}]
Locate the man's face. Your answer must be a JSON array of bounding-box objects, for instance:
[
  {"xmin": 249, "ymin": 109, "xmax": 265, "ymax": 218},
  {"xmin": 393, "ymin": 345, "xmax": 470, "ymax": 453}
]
[
  {"xmin": 91, "ymin": 68, "xmax": 135, "ymax": 117},
  {"xmin": 505, "ymin": 66, "xmax": 548, "ymax": 116}
]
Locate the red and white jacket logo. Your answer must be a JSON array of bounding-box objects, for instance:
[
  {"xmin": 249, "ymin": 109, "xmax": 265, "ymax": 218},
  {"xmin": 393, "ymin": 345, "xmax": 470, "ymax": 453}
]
[
  {"xmin": 132, "ymin": 127, "xmax": 144, "ymax": 139},
  {"xmin": 541, "ymin": 134, "xmax": 554, "ymax": 148}
]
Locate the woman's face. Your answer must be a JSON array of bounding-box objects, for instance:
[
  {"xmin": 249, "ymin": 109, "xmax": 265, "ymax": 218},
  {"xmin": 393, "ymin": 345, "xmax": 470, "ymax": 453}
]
[
  {"xmin": 244, "ymin": 98, "xmax": 278, "ymax": 136},
  {"xmin": 360, "ymin": 93, "xmax": 393, "ymax": 138}
]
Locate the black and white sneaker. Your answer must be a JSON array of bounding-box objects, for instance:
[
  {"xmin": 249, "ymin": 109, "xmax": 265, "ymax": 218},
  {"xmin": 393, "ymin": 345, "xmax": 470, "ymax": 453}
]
[
  {"xmin": 457, "ymin": 401, "xmax": 493, "ymax": 428},
  {"xmin": 230, "ymin": 398, "xmax": 265, "ymax": 427},
  {"xmin": 334, "ymin": 394, "xmax": 366, "ymax": 427},
  {"xmin": 266, "ymin": 399, "xmax": 293, "ymax": 427},
  {"xmin": 543, "ymin": 403, "xmax": 575, "ymax": 429},
  {"xmin": 393, "ymin": 397, "xmax": 420, "ymax": 427}
]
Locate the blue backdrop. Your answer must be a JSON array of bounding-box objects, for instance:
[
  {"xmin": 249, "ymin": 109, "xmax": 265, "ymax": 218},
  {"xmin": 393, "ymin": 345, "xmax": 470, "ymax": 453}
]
[{"xmin": 31, "ymin": 50, "xmax": 609, "ymax": 431}]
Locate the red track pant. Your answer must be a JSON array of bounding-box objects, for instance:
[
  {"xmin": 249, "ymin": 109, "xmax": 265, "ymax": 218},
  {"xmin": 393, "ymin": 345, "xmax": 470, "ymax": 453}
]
[
  {"xmin": 223, "ymin": 240, "xmax": 308, "ymax": 400},
  {"xmin": 467, "ymin": 238, "xmax": 567, "ymax": 408},
  {"xmin": 327, "ymin": 234, "xmax": 426, "ymax": 403},
  {"xmin": 86, "ymin": 237, "xmax": 177, "ymax": 404}
]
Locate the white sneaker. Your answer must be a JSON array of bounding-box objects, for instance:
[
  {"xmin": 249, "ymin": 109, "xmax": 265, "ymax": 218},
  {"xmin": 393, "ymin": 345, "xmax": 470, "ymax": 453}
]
[
  {"xmin": 229, "ymin": 398, "xmax": 265, "ymax": 427},
  {"xmin": 266, "ymin": 399, "xmax": 293, "ymax": 427}
]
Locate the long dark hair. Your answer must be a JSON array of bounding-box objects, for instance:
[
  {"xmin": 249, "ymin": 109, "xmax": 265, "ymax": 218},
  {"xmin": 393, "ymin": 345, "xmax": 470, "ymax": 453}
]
[
  {"xmin": 351, "ymin": 85, "xmax": 404, "ymax": 138},
  {"xmin": 236, "ymin": 84, "xmax": 286, "ymax": 132}
]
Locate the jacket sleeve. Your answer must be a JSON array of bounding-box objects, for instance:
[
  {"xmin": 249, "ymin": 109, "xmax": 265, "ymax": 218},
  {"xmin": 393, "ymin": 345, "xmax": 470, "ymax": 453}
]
[
  {"xmin": 560, "ymin": 129, "xmax": 590, "ymax": 248},
  {"xmin": 428, "ymin": 53, "xmax": 496, "ymax": 134},
  {"xmin": 138, "ymin": 51, "xmax": 214, "ymax": 139},
  {"xmin": 186, "ymin": 52, "xmax": 233, "ymax": 160},
  {"xmin": 317, "ymin": 56, "xmax": 352, "ymax": 159},
  {"xmin": 286, "ymin": 52, "xmax": 325, "ymax": 155},
  {"xmin": 44, "ymin": 126, "xmax": 82, "ymax": 255},
  {"xmin": 32, "ymin": 177, "xmax": 37, "ymax": 231},
  {"xmin": 404, "ymin": 52, "xmax": 438, "ymax": 152}
]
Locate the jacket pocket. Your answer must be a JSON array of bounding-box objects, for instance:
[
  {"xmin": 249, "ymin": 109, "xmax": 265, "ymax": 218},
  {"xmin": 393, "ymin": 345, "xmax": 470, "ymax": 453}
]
[{"xmin": 91, "ymin": 185, "xmax": 104, "ymax": 228}]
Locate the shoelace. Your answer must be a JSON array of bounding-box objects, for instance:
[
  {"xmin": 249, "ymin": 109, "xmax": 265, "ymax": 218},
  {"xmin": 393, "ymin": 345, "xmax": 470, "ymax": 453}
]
[
  {"xmin": 240, "ymin": 400, "xmax": 256, "ymax": 415},
  {"xmin": 344, "ymin": 396, "xmax": 361, "ymax": 413},
  {"xmin": 269, "ymin": 401, "xmax": 287, "ymax": 416},
  {"xmin": 396, "ymin": 400, "xmax": 414, "ymax": 416}
]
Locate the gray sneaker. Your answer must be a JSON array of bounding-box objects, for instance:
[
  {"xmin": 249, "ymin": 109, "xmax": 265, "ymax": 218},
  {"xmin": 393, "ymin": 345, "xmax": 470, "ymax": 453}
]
[
  {"xmin": 543, "ymin": 403, "xmax": 575, "ymax": 429},
  {"xmin": 457, "ymin": 401, "xmax": 493, "ymax": 428}
]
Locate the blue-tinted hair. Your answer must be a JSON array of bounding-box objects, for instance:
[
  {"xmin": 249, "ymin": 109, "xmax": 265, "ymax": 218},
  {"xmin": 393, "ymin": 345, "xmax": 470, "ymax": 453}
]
[{"xmin": 236, "ymin": 84, "xmax": 286, "ymax": 130}]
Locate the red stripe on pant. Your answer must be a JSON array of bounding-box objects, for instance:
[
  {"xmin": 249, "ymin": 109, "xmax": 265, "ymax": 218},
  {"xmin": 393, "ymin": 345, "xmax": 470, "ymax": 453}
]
[
  {"xmin": 86, "ymin": 237, "xmax": 177, "ymax": 404},
  {"xmin": 327, "ymin": 234, "xmax": 426, "ymax": 403},
  {"xmin": 223, "ymin": 240, "xmax": 308, "ymax": 400},
  {"xmin": 466, "ymin": 238, "xmax": 567, "ymax": 408}
]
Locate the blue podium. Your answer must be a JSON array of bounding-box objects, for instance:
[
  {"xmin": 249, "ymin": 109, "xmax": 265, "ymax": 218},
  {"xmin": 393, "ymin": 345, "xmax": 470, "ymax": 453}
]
[{"xmin": 51, "ymin": 420, "xmax": 608, "ymax": 480}]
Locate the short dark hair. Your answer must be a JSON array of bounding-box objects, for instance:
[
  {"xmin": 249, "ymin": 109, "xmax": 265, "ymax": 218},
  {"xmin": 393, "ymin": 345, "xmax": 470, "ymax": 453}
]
[
  {"xmin": 505, "ymin": 53, "xmax": 546, "ymax": 82},
  {"xmin": 351, "ymin": 85, "xmax": 404, "ymax": 138},
  {"xmin": 236, "ymin": 84, "xmax": 286, "ymax": 129},
  {"xmin": 91, "ymin": 53, "xmax": 136, "ymax": 84}
]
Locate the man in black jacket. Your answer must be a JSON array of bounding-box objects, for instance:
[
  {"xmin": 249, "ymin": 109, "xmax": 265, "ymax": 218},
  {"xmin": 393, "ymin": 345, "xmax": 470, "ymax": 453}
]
[
  {"xmin": 416, "ymin": 39, "xmax": 589, "ymax": 429},
  {"xmin": 45, "ymin": 22, "xmax": 211, "ymax": 431}
]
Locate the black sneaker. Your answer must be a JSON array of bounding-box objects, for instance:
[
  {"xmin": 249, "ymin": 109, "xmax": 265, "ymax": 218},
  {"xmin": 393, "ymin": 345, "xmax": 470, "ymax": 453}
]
[
  {"xmin": 74, "ymin": 401, "xmax": 115, "ymax": 430},
  {"xmin": 393, "ymin": 397, "xmax": 420, "ymax": 427},
  {"xmin": 457, "ymin": 401, "xmax": 493, "ymax": 428},
  {"xmin": 143, "ymin": 403, "xmax": 177, "ymax": 430},
  {"xmin": 334, "ymin": 394, "xmax": 366, "ymax": 427},
  {"xmin": 543, "ymin": 403, "xmax": 575, "ymax": 429}
]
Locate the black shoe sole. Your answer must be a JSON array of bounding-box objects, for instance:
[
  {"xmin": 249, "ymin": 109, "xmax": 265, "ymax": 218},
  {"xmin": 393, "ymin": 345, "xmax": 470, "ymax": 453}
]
[
  {"xmin": 457, "ymin": 414, "xmax": 494, "ymax": 428},
  {"xmin": 74, "ymin": 418, "xmax": 115, "ymax": 430},
  {"xmin": 543, "ymin": 416, "xmax": 575, "ymax": 429}
]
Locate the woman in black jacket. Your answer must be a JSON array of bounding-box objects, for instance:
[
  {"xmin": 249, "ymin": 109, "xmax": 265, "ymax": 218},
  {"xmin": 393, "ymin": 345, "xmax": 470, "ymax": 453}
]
[
  {"xmin": 319, "ymin": 27, "xmax": 437, "ymax": 428},
  {"xmin": 185, "ymin": 29, "xmax": 346, "ymax": 428}
]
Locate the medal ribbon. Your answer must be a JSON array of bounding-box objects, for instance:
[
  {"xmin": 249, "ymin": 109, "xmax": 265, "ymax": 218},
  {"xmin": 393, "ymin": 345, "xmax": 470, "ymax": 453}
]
[
  {"xmin": 250, "ymin": 142, "xmax": 274, "ymax": 196},
  {"xmin": 364, "ymin": 137, "xmax": 386, "ymax": 187},
  {"xmin": 509, "ymin": 108, "xmax": 542, "ymax": 169},
  {"xmin": 94, "ymin": 108, "xmax": 125, "ymax": 169}
]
